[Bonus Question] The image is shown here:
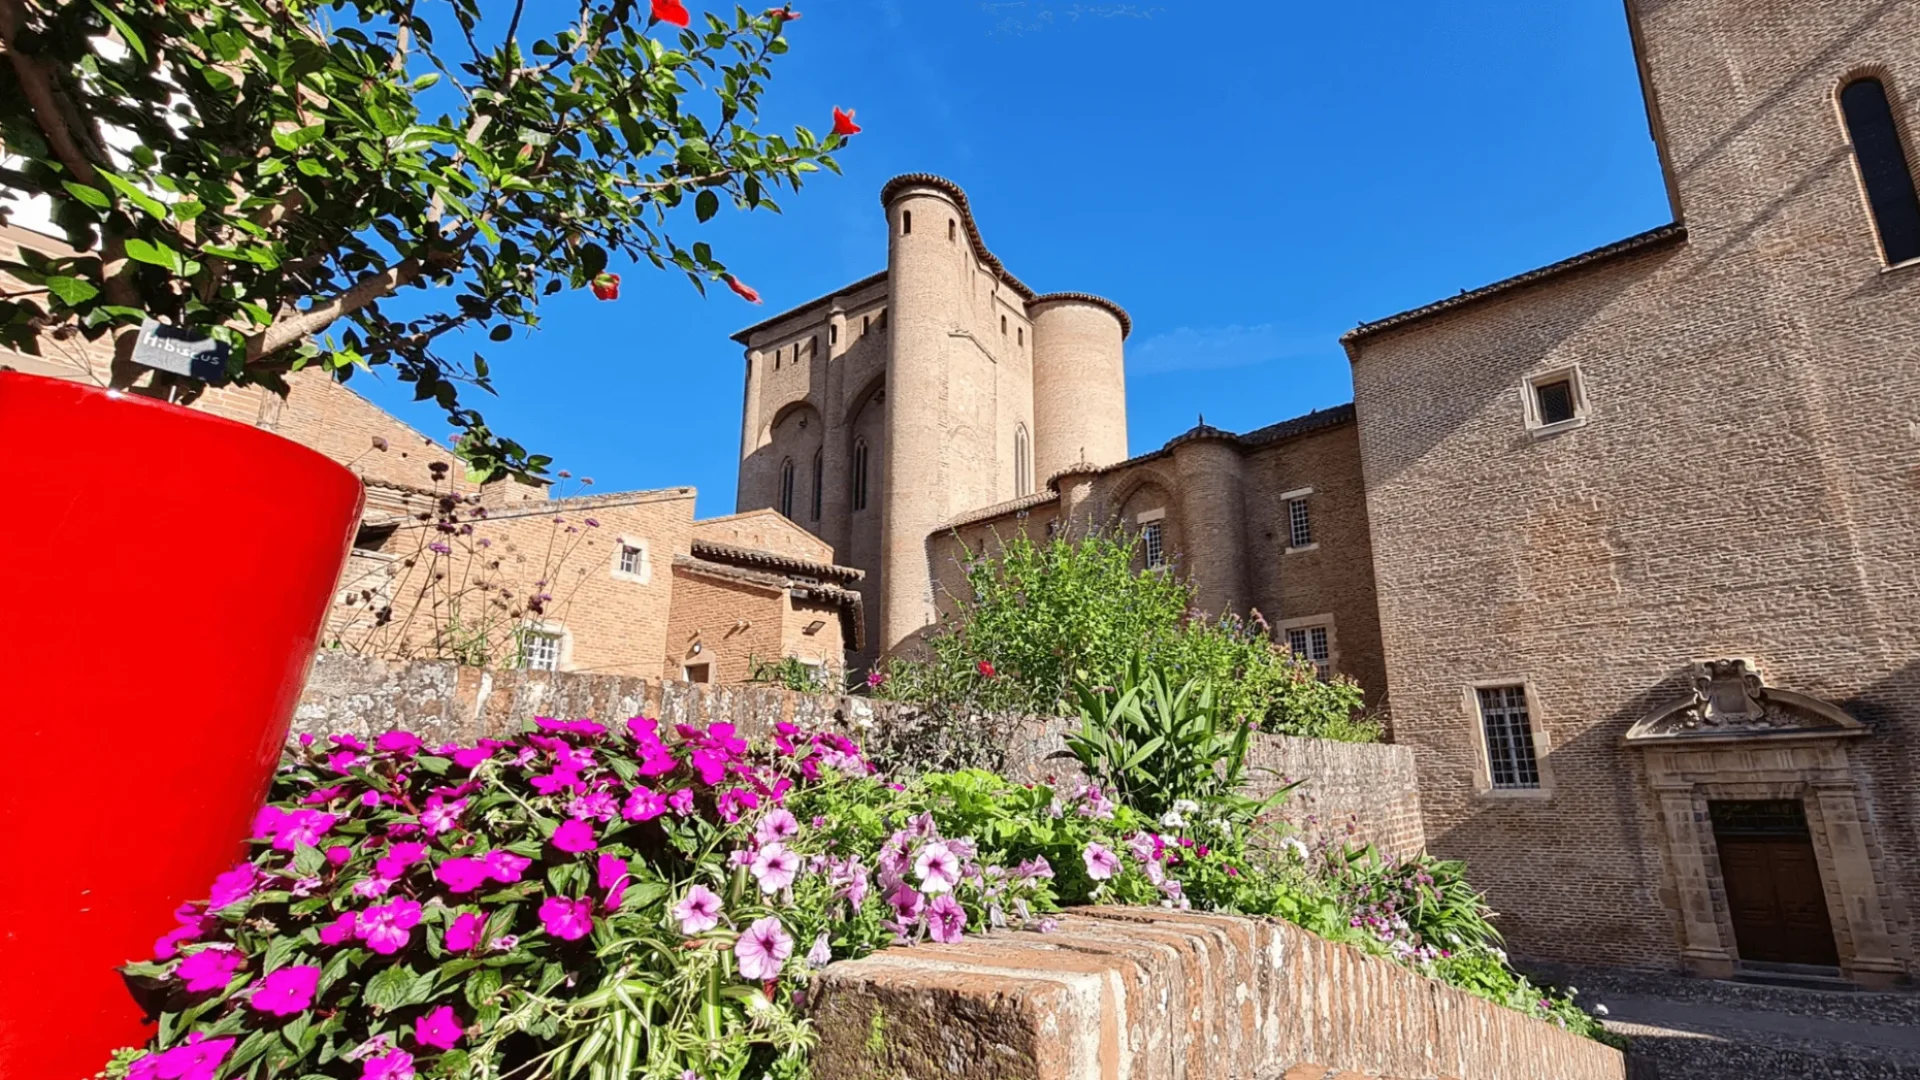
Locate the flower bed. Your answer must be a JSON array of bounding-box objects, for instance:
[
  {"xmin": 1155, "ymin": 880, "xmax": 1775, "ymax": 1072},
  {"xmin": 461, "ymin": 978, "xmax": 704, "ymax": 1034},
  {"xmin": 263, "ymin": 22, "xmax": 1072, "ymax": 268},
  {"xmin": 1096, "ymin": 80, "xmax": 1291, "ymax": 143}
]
[{"xmin": 104, "ymin": 717, "xmax": 1609, "ymax": 1080}]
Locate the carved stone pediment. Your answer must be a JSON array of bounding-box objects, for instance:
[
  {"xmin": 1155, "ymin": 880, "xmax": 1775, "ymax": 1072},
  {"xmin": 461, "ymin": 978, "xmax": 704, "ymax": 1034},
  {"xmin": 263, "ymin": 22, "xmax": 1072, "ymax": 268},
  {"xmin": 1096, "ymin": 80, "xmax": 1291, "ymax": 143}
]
[{"xmin": 1624, "ymin": 659, "xmax": 1866, "ymax": 744}]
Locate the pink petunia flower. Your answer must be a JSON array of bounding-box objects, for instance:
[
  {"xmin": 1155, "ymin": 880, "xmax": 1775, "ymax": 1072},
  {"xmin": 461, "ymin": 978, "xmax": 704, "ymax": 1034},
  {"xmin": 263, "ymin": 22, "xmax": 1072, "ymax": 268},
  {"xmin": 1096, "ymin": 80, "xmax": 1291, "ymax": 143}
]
[
  {"xmin": 482, "ymin": 849, "xmax": 532, "ymax": 883},
  {"xmin": 750, "ymin": 843, "xmax": 800, "ymax": 894},
  {"xmin": 539, "ymin": 895, "xmax": 595, "ymax": 941},
  {"xmin": 552, "ymin": 819, "xmax": 597, "ymax": 854},
  {"xmin": 806, "ymin": 932, "xmax": 832, "ymax": 968},
  {"xmin": 886, "ymin": 883, "xmax": 924, "ymax": 922},
  {"xmin": 445, "ymin": 910, "xmax": 487, "ymax": 952},
  {"xmin": 414, "ymin": 1005, "xmax": 465, "ymax": 1050},
  {"xmin": 914, "ymin": 842, "xmax": 961, "ymax": 895},
  {"xmin": 753, "ymin": 809, "xmax": 800, "ymax": 846},
  {"xmin": 376, "ymin": 731, "xmax": 424, "ymax": 755},
  {"xmin": 623, "ymin": 785, "xmax": 667, "ymax": 822},
  {"xmin": 734, "ymin": 916, "xmax": 793, "ymax": 981},
  {"xmin": 672, "ymin": 884, "xmax": 723, "ymax": 935},
  {"xmin": 1083, "ymin": 843, "xmax": 1121, "ymax": 881},
  {"xmin": 175, "ymin": 947, "xmax": 242, "ymax": 992},
  {"xmin": 361, "ymin": 1049, "xmax": 415, "ymax": 1080},
  {"xmin": 597, "ymin": 855, "xmax": 630, "ymax": 911},
  {"xmin": 249, "ymin": 965, "xmax": 320, "ymax": 1015},
  {"xmin": 927, "ymin": 894, "xmax": 967, "ymax": 944},
  {"xmin": 357, "ymin": 898, "xmax": 423, "ymax": 955},
  {"xmin": 435, "ymin": 857, "xmax": 490, "ymax": 894},
  {"xmin": 319, "ymin": 910, "xmax": 358, "ymax": 945}
]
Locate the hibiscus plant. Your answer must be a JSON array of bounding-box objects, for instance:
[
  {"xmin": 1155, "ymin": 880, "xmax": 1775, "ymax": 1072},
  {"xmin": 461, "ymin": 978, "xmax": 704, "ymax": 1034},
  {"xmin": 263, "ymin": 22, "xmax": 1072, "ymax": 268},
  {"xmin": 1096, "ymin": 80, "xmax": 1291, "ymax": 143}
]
[{"xmin": 0, "ymin": 0, "xmax": 855, "ymax": 482}]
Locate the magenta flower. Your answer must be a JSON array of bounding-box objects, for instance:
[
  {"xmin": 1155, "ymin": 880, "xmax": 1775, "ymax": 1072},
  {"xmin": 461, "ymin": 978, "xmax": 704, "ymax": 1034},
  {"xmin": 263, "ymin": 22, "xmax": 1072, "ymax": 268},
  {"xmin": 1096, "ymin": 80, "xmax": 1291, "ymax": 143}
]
[
  {"xmin": 885, "ymin": 883, "xmax": 924, "ymax": 922},
  {"xmin": 914, "ymin": 842, "xmax": 961, "ymax": 895},
  {"xmin": 414, "ymin": 1005, "xmax": 465, "ymax": 1050},
  {"xmin": 1015, "ymin": 856, "xmax": 1054, "ymax": 882},
  {"xmin": 568, "ymin": 791, "xmax": 618, "ymax": 821},
  {"xmin": 175, "ymin": 947, "xmax": 242, "ymax": 992},
  {"xmin": 319, "ymin": 910, "xmax": 358, "ymax": 946},
  {"xmin": 539, "ymin": 895, "xmax": 594, "ymax": 941},
  {"xmin": 249, "ymin": 965, "xmax": 320, "ymax": 1015},
  {"xmin": 666, "ymin": 788, "xmax": 696, "ymax": 816},
  {"xmin": 251, "ymin": 806, "xmax": 287, "ymax": 840},
  {"xmin": 734, "ymin": 916, "xmax": 793, "ymax": 981},
  {"xmin": 361, "ymin": 1049, "xmax": 415, "ymax": 1080},
  {"xmin": 623, "ymin": 785, "xmax": 667, "ymax": 822},
  {"xmin": 927, "ymin": 894, "xmax": 967, "ymax": 944},
  {"xmin": 435, "ymin": 857, "xmax": 490, "ymax": 894},
  {"xmin": 753, "ymin": 809, "xmax": 800, "ymax": 846},
  {"xmin": 1083, "ymin": 843, "xmax": 1121, "ymax": 881},
  {"xmin": 597, "ymin": 854, "xmax": 630, "ymax": 911},
  {"xmin": 552, "ymin": 819, "xmax": 597, "ymax": 854},
  {"xmin": 672, "ymin": 884, "xmax": 723, "ymax": 935},
  {"xmin": 273, "ymin": 810, "xmax": 337, "ymax": 851},
  {"xmin": 133, "ymin": 1032, "xmax": 235, "ymax": 1080},
  {"xmin": 154, "ymin": 924, "xmax": 200, "ymax": 960},
  {"xmin": 482, "ymin": 849, "xmax": 532, "ymax": 883},
  {"xmin": 325, "ymin": 846, "xmax": 354, "ymax": 868},
  {"xmin": 376, "ymin": 731, "xmax": 424, "ymax": 755},
  {"xmin": 420, "ymin": 796, "xmax": 467, "ymax": 837},
  {"xmin": 451, "ymin": 745, "xmax": 493, "ymax": 769},
  {"xmin": 750, "ymin": 843, "xmax": 800, "ymax": 894},
  {"xmin": 207, "ymin": 863, "xmax": 257, "ymax": 910},
  {"xmin": 357, "ymin": 897, "xmax": 423, "ymax": 955},
  {"xmin": 717, "ymin": 787, "xmax": 760, "ymax": 822},
  {"xmin": 689, "ymin": 748, "xmax": 728, "ymax": 786},
  {"xmin": 445, "ymin": 911, "xmax": 487, "ymax": 952},
  {"xmin": 375, "ymin": 841, "xmax": 428, "ymax": 881}
]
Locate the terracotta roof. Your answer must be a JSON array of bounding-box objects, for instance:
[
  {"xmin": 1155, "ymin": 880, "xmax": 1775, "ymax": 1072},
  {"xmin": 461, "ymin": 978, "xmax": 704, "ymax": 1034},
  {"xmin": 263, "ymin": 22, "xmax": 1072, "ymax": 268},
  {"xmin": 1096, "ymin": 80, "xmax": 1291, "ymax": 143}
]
[
  {"xmin": 1029, "ymin": 291, "xmax": 1133, "ymax": 340},
  {"xmin": 1042, "ymin": 404, "xmax": 1359, "ymax": 490},
  {"xmin": 1342, "ymin": 223, "xmax": 1688, "ymax": 346},
  {"xmin": 936, "ymin": 492, "xmax": 1060, "ymax": 532},
  {"xmin": 879, "ymin": 173, "xmax": 1040, "ymax": 301},
  {"xmin": 671, "ymin": 554, "xmax": 865, "ymax": 651},
  {"xmin": 728, "ymin": 269, "xmax": 888, "ymax": 345},
  {"xmin": 689, "ymin": 538, "xmax": 865, "ymax": 582},
  {"xmin": 672, "ymin": 554, "xmax": 787, "ymax": 591}
]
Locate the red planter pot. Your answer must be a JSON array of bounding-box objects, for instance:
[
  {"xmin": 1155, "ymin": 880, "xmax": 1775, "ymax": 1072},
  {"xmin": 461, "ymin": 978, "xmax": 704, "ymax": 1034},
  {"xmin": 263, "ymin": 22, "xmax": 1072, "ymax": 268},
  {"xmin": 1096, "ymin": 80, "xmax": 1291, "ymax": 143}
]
[{"xmin": 0, "ymin": 372, "xmax": 363, "ymax": 1080}]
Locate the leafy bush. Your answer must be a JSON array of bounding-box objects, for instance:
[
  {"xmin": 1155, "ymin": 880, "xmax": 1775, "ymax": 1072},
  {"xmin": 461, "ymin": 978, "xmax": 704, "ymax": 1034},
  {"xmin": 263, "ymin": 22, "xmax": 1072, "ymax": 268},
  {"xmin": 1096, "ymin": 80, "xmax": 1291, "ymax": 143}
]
[
  {"xmin": 877, "ymin": 532, "xmax": 1376, "ymax": 741},
  {"xmin": 747, "ymin": 656, "xmax": 832, "ymax": 696}
]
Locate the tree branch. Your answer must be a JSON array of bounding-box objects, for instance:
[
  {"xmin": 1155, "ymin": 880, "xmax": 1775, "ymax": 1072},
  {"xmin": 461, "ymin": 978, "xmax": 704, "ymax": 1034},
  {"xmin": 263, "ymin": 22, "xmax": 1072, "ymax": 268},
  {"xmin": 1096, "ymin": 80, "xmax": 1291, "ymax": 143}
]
[
  {"xmin": 246, "ymin": 228, "xmax": 475, "ymax": 360},
  {"xmin": 0, "ymin": 0, "xmax": 99, "ymax": 186}
]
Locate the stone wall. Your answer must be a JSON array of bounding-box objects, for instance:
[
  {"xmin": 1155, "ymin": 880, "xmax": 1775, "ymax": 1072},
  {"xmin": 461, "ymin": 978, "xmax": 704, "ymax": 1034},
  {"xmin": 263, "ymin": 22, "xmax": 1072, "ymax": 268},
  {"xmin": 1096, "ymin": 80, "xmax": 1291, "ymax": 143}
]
[
  {"xmin": 296, "ymin": 653, "xmax": 1425, "ymax": 859},
  {"xmin": 808, "ymin": 907, "xmax": 1626, "ymax": 1080}
]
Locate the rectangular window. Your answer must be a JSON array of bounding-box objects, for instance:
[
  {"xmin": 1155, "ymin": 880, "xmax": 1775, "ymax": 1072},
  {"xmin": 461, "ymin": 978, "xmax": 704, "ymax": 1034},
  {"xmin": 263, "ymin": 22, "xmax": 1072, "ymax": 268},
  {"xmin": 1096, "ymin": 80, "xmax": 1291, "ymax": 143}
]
[
  {"xmin": 1142, "ymin": 521, "xmax": 1166, "ymax": 569},
  {"xmin": 521, "ymin": 630, "xmax": 561, "ymax": 672},
  {"xmin": 684, "ymin": 663, "xmax": 711, "ymax": 684},
  {"xmin": 618, "ymin": 544, "xmax": 644, "ymax": 576},
  {"xmin": 1534, "ymin": 379, "xmax": 1576, "ymax": 426},
  {"xmin": 1287, "ymin": 497, "xmax": 1312, "ymax": 549},
  {"xmin": 1476, "ymin": 686, "xmax": 1542, "ymax": 790},
  {"xmin": 1286, "ymin": 626, "xmax": 1331, "ymax": 679},
  {"xmin": 1523, "ymin": 367, "xmax": 1587, "ymax": 434}
]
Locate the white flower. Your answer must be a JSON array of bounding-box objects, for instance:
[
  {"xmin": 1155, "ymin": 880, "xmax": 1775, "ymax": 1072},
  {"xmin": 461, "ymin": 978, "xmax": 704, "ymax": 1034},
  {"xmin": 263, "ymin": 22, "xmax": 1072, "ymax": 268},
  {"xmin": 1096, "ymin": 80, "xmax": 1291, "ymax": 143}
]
[
  {"xmin": 1281, "ymin": 837, "xmax": 1310, "ymax": 862},
  {"xmin": 1173, "ymin": 799, "xmax": 1200, "ymax": 815},
  {"xmin": 1209, "ymin": 818, "xmax": 1232, "ymax": 837},
  {"xmin": 1158, "ymin": 809, "xmax": 1188, "ymax": 829},
  {"xmin": 1594, "ymin": 1004, "xmax": 1609, "ymax": 1017}
]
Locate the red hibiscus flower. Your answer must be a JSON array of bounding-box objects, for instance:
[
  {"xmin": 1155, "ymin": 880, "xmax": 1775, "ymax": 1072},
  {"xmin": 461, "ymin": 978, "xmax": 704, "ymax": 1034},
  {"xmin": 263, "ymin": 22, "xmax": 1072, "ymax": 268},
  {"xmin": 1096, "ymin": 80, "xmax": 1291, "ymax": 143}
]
[
  {"xmin": 652, "ymin": 0, "xmax": 691, "ymax": 28},
  {"xmin": 832, "ymin": 107, "xmax": 862, "ymax": 137},
  {"xmin": 764, "ymin": 5, "xmax": 800, "ymax": 18},
  {"xmin": 589, "ymin": 273, "xmax": 620, "ymax": 301},
  {"xmin": 726, "ymin": 276, "xmax": 762, "ymax": 304},
  {"xmin": 976, "ymin": 661, "xmax": 996, "ymax": 679}
]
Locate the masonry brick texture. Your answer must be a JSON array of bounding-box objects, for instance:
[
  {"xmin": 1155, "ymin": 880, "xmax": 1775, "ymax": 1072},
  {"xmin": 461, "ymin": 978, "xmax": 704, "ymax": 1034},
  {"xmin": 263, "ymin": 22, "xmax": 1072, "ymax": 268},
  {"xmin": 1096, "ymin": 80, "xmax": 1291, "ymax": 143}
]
[
  {"xmin": 1344, "ymin": 0, "xmax": 1920, "ymax": 980},
  {"xmin": 808, "ymin": 907, "xmax": 1626, "ymax": 1080}
]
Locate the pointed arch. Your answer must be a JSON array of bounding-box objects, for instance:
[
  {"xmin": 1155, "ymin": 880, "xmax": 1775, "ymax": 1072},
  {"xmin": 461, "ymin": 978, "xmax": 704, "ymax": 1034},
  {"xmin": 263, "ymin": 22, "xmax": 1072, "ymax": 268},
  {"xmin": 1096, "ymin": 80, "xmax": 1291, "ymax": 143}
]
[
  {"xmin": 1014, "ymin": 424, "xmax": 1032, "ymax": 497},
  {"xmin": 810, "ymin": 447, "xmax": 824, "ymax": 521},
  {"xmin": 1839, "ymin": 74, "xmax": 1920, "ymax": 265},
  {"xmin": 779, "ymin": 457, "xmax": 795, "ymax": 519}
]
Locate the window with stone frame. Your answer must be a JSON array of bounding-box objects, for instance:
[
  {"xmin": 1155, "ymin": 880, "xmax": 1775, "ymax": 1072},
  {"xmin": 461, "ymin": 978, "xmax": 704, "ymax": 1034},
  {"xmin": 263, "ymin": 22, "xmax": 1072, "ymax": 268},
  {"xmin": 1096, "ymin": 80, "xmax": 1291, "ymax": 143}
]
[
  {"xmin": 1523, "ymin": 367, "xmax": 1587, "ymax": 433},
  {"xmin": 1141, "ymin": 520, "xmax": 1166, "ymax": 569},
  {"xmin": 618, "ymin": 543, "xmax": 644, "ymax": 576},
  {"xmin": 1287, "ymin": 497, "xmax": 1312, "ymax": 549},
  {"xmin": 519, "ymin": 629, "xmax": 561, "ymax": 672},
  {"xmin": 1476, "ymin": 685, "xmax": 1542, "ymax": 790},
  {"xmin": 1840, "ymin": 76, "xmax": 1920, "ymax": 266},
  {"xmin": 1286, "ymin": 625, "xmax": 1331, "ymax": 679}
]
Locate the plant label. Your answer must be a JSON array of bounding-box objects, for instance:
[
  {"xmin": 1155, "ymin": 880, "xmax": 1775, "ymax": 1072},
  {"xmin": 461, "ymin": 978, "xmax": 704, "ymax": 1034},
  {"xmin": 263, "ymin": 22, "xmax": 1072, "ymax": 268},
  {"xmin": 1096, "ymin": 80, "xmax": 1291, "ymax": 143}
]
[{"xmin": 132, "ymin": 319, "xmax": 230, "ymax": 383}]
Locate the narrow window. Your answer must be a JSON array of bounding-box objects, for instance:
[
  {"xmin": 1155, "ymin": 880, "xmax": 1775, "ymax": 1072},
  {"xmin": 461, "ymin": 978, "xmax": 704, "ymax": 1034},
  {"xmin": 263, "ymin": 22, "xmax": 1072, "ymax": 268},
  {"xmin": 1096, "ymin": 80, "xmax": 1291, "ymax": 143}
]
[
  {"xmin": 1287, "ymin": 497, "xmax": 1312, "ymax": 549},
  {"xmin": 1477, "ymin": 686, "xmax": 1542, "ymax": 790},
  {"xmin": 1013, "ymin": 425, "xmax": 1031, "ymax": 497},
  {"xmin": 618, "ymin": 543, "xmax": 645, "ymax": 576},
  {"xmin": 774, "ymin": 347, "xmax": 781, "ymax": 371},
  {"xmin": 902, "ymin": 210, "xmax": 912, "ymax": 235},
  {"xmin": 830, "ymin": 324, "xmax": 839, "ymax": 345},
  {"xmin": 1286, "ymin": 626, "xmax": 1331, "ymax": 679},
  {"xmin": 779, "ymin": 457, "xmax": 795, "ymax": 518},
  {"xmin": 810, "ymin": 448, "xmax": 823, "ymax": 521},
  {"xmin": 1142, "ymin": 521, "xmax": 1166, "ymax": 569},
  {"xmin": 1534, "ymin": 378, "xmax": 1576, "ymax": 425},
  {"xmin": 520, "ymin": 629, "xmax": 561, "ymax": 672},
  {"xmin": 862, "ymin": 315, "xmax": 870, "ymax": 334},
  {"xmin": 1017, "ymin": 326, "xmax": 1024, "ymax": 346},
  {"xmin": 948, "ymin": 219, "xmax": 957, "ymax": 242},
  {"xmin": 1841, "ymin": 77, "xmax": 1920, "ymax": 265},
  {"xmin": 1001, "ymin": 314, "xmax": 1008, "ymax": 335},
  {"xmin": 852, "ymin": 438, "xmax": 869, "ymax": 512}
]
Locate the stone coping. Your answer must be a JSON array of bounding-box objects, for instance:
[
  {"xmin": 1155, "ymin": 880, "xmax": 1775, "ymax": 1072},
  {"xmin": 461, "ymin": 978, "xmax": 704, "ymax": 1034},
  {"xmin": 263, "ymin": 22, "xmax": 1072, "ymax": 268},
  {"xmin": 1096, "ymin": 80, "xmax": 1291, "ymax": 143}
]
[{"xmin": 809, "ymin": 907, "xmax": 1626, "ymax": 1080}]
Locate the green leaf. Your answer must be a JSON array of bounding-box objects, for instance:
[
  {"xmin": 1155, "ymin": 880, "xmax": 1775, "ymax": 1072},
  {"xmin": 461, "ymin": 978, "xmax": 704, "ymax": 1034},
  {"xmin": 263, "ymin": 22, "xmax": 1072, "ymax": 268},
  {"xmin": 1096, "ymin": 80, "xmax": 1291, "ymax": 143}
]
[
  {"xmin": 60, "ymin": 181, "xmax": 111, "ymax": 210},
  {"xmin": 362, "ymin": 965, "xmax": 415, "ymax": 1011},
  {"xmin": 90, "ymin": 0, "xmax": 148, "ymax": 61},
  {"xmin": 272, "ymin": 124, "xmax": 328, "ymax": 153},
  {"xmin": 464, "ymin": 966, "xmax": 502, "ymax": 1009},
  {"xmin": 45, "ymin": 276, "xmax": 98, "ymax": 306},
  {"xmin": 695, "ymin": 189, "xmax": 719, "ymax": 222},
  {"xmin": 292, "ymin": 842, "xmax": 326, "ymax": 877},
  {"xmin": 123, "ymin": 238, "xmax": 185, "ymax": 274},
  {"xmin": 96, "ymin": 171, "xmax": 170, "ymax": 222}
]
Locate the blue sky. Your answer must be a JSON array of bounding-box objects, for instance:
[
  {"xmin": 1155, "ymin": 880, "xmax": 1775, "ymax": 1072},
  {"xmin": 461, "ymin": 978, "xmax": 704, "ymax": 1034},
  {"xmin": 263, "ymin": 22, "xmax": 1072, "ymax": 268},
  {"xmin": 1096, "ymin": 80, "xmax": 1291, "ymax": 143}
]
[{"xmin": 352, "ymin": 0, "xmax": 1673, "ymax": 515}]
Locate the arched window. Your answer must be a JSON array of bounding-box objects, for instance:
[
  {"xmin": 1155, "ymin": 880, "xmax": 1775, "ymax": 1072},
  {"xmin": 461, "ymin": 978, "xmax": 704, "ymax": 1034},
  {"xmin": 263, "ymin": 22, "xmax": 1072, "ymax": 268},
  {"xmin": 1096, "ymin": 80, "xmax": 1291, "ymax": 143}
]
[
  {"xmin": 948, "ymin": 219, "xmax": 957, "ymax": 242},
  {"xmin": 810, "ymin": 448, "xmax": 824, "ymax": 521},
  {"xmin": 1014, "ymin": 425, "xmax": 1031, "ymax": 497},
  {"xmin": 1841, "ymin": 76, "xmax": 1920, "ymax": 265},
  {"xmin": 779, "ymin": 457, "xmax": 795, "ymax": 518},
  {"xmin": 852, "ymin": 438, "xmax": 870, "ymax": 512},
  {"xmin": 902, "ymin": 210, "xmax": 912, "ymax": 235}
]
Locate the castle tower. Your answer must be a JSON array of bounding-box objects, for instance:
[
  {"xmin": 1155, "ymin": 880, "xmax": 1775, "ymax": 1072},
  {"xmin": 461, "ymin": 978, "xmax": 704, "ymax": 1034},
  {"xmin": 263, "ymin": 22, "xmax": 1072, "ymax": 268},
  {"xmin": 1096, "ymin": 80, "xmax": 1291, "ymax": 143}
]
[{"xmin": 1030, "ymin": 295, "xmax": 1129, "ymax": 483}]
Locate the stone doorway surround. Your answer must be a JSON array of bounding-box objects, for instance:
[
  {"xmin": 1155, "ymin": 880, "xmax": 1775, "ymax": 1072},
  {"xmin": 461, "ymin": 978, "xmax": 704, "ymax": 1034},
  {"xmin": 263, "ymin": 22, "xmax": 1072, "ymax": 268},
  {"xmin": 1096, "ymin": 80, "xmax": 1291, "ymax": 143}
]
[{"xmin": 1624, "ymin": 659, "xmax": 1909, "ymax": 988}]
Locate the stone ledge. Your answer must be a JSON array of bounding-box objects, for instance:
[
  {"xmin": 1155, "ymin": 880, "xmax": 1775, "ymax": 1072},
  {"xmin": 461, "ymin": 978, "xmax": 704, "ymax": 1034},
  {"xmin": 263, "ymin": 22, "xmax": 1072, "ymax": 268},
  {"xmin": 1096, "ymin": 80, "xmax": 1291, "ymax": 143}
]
[{"xmin": 809, "ymin": 907, "xmax": 1626, "ymax": 1080}]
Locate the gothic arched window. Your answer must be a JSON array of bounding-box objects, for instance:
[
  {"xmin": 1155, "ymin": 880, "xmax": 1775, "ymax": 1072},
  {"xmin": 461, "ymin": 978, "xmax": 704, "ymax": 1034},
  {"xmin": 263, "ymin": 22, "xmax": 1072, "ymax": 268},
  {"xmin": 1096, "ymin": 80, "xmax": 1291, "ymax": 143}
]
[
  {"xmin": 779, "ymin": 457, "xmax": 795, "ymax": 518},
  {"xmin": 810, "ymin": 448, "xmax": 823, "ymax": 521},
  {"xmin": 1840, "ymin": 76, "xmax": 1920, "ymax": 264},
  {"xmin": 1014, "ymin": 425, "xmax": 1031, "ymax": 497},
  {"xmin": 852, "ymin": 438, "xmax": 870, "ymax": 512}
]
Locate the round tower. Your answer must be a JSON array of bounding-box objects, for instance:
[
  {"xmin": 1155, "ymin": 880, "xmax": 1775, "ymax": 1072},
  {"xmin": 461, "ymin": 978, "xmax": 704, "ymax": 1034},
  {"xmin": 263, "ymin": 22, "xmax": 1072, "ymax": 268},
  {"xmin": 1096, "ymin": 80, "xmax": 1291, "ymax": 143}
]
[
  {"xmin": 1030, "ymin": 294, "xmax": 1129, "ymax": 482},
  {"xmin": 877, "ymin": 175, "xmax": 968, "ymax": 655},
  {"xmin": 1170, "ymin": 426, "xmax": 1248, "ymax": 619}
]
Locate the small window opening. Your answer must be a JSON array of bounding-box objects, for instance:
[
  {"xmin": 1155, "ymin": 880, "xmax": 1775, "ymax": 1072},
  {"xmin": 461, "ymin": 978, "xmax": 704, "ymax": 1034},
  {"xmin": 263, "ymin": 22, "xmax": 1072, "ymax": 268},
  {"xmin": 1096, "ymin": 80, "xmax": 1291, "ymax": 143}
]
[
  {"xmin": 1017, "ymin": 326, "xmax": 1024, "ymax": 346},
  {"xmin": 519, "ymin": 629, "xmax": 561, "ymax": 672},
  {"xmin": 830, "ymin": 324, "xmax": 839, "ymax": 345},
  {"xmin": 948, "ymin": 219, "xmax": 957, "ymax": 242},
  {"xmin": 774, "ymin": 347, "xmax": 782, "ymax": 371},
  {"xmin": 1477, "ymin": 686, "xmax": 1542, "ymax": 790},
  {"xmin": 862, "ymin": 315, "xmax": 870, "ymax": 334},
  {"xmin": 1841, "ymin": 77, "xmax": 1920, "ymax": 265},
  {"xmin": 1534, "ymin": 379, "xmax": 1576, "ymax": 426},
  {"xmin": 684, "ymin": 662, "xmax": 711, "ymax": 684},
  {"xmin": 1142, "ymin": 521, "xmax": 1165, "ymax": 569},
  {"xmin": 852, "ymin": 438, "xmax": 870, "ymax": 512},
  {"xmin": 618, "ymin": 543, "xmax": 645, "ymax": 576},
  {"xmin": 779, "ymin": 457, "xmax": 795, "ymax": 518},
  {"xmin": 810, "ymin": 448, "xmax": 823, "ymax": 521},
  {"xmin": 902, "ymin": 210, "xmax": 912, "ymax": 236},
  {"xmin": 1286, "ymin": 626, "xmax": 1331, "ymax": 679}
]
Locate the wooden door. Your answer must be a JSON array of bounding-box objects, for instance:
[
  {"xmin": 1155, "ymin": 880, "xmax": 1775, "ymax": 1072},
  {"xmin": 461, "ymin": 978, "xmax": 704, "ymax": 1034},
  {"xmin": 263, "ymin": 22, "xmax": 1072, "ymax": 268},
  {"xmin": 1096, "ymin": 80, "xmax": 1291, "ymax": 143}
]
[{"xmin": 1711, "ymin": 801, "xmax": 1839, "ymax": 967}]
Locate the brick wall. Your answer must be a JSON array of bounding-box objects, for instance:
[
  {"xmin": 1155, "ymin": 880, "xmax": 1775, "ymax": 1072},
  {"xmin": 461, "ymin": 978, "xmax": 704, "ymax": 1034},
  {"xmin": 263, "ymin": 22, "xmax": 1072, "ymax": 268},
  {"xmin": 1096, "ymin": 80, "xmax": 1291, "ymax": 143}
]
[
  {"xmin": 295, "ymin": 653, "xmax": 1424, "ymax": 859},
  {"xmin": 663, "ymin": 563, "xmax": 788, "ymax": 684},
  {"xmin": 809, "ymin": 907, "xmax": 1625, "ymax": 1080}
]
